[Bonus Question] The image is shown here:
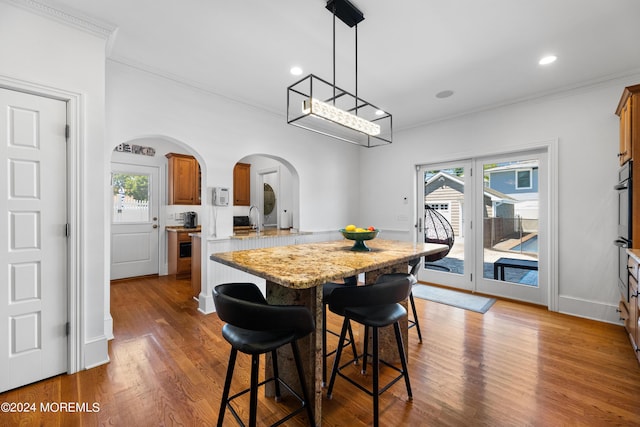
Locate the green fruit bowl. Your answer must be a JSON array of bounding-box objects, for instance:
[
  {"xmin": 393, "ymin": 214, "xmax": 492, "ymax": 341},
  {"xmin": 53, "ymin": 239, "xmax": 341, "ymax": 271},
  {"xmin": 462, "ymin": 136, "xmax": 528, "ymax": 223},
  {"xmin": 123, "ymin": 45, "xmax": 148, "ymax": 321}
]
[{"xmin": 339, "ymin": 228, "xmax": 379, "ymax": 251}]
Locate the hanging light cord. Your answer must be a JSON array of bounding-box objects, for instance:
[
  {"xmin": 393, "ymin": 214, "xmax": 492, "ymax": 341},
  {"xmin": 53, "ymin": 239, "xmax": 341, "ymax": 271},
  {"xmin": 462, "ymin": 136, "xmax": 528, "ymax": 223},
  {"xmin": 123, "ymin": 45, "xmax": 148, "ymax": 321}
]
[
  {"xmin": 355, "ymin": 23, "xmax": 358, "ymax": 114},
  {"xmin": 331, "ymin": 4, "xmax": 360, "ymax": 114},
  {"xmin": 332, "ymin": 6, "xmax": 336, "ymax": 106}
]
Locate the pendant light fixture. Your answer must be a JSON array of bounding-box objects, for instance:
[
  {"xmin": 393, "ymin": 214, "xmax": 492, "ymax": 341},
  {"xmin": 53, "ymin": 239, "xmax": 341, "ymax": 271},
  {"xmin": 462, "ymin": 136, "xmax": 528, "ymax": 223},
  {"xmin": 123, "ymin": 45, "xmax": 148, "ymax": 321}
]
[{"xmin": 287, "ymin": 0, "xmax": 392, "ymax": 148}]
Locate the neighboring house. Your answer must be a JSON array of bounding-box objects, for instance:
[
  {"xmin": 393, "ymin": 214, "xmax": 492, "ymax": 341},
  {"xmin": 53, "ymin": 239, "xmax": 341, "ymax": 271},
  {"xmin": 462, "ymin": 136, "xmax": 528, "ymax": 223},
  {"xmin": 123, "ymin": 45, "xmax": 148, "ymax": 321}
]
[
  {"xmin": 424, "ymin": 171, "xmax": 516, "ymax": 237},
  {"xmin": 484, "ymin": 161, "xmax": 539, "ymax": 220}
]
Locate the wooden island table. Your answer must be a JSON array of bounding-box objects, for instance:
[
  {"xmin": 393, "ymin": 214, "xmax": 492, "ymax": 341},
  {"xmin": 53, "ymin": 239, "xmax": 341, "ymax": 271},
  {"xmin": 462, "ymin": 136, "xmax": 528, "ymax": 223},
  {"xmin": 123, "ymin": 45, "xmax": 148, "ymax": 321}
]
[{"xmin": 210, "ymin": 239, "xmax": 448, "ymax": 425}]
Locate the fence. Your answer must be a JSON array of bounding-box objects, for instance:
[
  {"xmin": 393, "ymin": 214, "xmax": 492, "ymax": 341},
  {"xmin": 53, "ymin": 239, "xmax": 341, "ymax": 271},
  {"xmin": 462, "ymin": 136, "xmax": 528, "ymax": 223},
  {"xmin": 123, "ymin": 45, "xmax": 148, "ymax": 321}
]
[
  {"xmin": 484, "ymin": 217, "xmax": 538, "ymax": 249},
  {"xmin": 112, "ymin": 195, "xmax": 149, "ymax": 223}
]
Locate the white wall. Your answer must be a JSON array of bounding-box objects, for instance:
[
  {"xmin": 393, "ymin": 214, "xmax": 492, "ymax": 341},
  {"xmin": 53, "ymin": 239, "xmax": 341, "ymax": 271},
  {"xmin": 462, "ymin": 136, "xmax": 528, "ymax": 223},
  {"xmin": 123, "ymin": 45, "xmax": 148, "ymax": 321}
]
[
  {"xmin": 359, "ymin": 76, "xmax": 640, "ymax": 322},
  {"xmin": 106, "ymin": 60, "xmax": 362, "ymax": 234},
  {"xmin": 0, "ymin": 2, "xmax": 108, "ymax": 368}
]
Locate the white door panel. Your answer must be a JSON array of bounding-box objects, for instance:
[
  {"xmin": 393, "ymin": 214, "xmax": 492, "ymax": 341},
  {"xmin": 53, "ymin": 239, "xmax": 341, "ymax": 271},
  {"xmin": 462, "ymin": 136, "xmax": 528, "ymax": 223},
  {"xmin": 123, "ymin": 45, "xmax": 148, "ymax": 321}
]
[
  {"xmin": 110, "ymin": 163, "xmax": 159, "ymax": 280},
  {"xmin": 0, "ymin": 88, "xmax": 68, "ymax": 392}
]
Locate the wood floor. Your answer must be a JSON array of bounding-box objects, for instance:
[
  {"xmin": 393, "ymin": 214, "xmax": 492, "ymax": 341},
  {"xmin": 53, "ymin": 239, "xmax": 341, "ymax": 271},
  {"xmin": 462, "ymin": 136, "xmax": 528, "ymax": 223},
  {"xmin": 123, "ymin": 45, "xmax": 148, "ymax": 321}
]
[{"xmin": 2, "ymin": 275, "xmax": 640, "ymax": 426}]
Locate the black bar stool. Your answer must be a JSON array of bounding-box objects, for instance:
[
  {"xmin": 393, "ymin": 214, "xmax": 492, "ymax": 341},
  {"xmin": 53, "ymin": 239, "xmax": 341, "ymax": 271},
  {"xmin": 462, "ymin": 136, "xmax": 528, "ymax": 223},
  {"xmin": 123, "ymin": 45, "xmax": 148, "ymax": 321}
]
[
  {"xmin": 213, "ymin": 282, "xmax": 316, "ymax": 427},
  {"xmin": 377, "ymin": 257, "xmax": 423, "ymax": 342},
  {"xmin": 322, "ymin": 276, "xmax": 359, "ymax": 386},
  {"xmin": 325, "ymin": 276, "xmax": 413, "ymax": 427}
]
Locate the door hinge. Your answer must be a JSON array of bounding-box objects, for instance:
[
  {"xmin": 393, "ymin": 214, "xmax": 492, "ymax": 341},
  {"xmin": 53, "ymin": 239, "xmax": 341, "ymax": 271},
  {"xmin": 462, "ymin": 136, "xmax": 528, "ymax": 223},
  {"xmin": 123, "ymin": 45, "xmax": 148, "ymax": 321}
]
[
  {"xmin": 470, "ymin": 273, "xmax": 473, "ymax": 281},
  {"xmin": 65, "ymin": 322, "xmax": 70, "ymax": 336},
  {"xmin": 470, "ymin": 167, "xmax": 473, "ymax": 176},
  {"xmin": 65, "ymin": 223, "xmax": 70, "ymax": 237}
]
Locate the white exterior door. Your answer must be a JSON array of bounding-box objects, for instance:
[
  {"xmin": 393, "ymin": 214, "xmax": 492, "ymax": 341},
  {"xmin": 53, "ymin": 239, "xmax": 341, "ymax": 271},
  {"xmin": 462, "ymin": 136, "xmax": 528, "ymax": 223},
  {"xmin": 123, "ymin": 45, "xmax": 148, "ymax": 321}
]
[
  {"xmin": 110, "ymin": 163, "xmax": 160, "ymax": 280},
  {"xmin": 0, "ymin": 88, "xmax": 68, "ymax": 392}
]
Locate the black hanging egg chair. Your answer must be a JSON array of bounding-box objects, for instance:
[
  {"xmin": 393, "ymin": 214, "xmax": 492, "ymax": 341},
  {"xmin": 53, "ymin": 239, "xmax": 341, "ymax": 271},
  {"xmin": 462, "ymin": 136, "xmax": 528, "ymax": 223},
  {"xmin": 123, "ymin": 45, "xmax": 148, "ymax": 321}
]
[{"xmin": 423, "ymin": 205, "xmax": 455, "ymax": 271}]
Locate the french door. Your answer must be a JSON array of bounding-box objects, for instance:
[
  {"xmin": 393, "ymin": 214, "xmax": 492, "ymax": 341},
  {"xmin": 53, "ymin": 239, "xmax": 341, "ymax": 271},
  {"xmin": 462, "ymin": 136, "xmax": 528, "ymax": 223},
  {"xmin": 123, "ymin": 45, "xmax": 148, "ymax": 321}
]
[
  {"xmin": 474, "ymin": 150, "xmax": 547, "ymax": 304},
  {"xmin": 417, "ymin": 149, "xmax": 548, "ymax": 305},
  {"xmin": 416, "ymin": 160, "xmax": 473, "ymax": 290}
]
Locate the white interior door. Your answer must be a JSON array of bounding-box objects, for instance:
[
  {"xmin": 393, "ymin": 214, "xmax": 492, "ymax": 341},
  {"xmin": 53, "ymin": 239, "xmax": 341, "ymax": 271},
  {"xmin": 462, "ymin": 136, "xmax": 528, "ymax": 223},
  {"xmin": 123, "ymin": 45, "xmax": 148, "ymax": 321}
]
[
  {"xmin": 0, "ymin": 88, "xmax": 68, "ymax": 392},
  {"xmin": 110, "ymin": 163, "xmax": 159, "ymax": 280}
]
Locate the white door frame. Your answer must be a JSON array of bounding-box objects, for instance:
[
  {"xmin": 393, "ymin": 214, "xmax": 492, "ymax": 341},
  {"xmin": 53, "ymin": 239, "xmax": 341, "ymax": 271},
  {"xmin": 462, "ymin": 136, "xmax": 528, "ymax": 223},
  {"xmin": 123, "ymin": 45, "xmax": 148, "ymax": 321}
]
[
  {"xmin": 0, "ymin": 76, "xmax": 82, "ymax": 373},
  {"xmin": 257, "ymin": 166, "xmax": 280, "ymax": 228}
]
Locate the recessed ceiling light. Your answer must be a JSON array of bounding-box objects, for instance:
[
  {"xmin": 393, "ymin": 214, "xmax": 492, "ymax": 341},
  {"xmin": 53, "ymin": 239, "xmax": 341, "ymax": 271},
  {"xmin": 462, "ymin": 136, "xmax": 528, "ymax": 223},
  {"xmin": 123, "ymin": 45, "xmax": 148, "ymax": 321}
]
[
  {"xmin": 436, "ymin": 90, "xmax": 454, "ymax": 99},
  {"xmin": 290, "ymin": 66, "xmax": 303, "ymax": 76},
  {"xmin": 538, "ymin": 55, "xmax": 557, "ymax": 65}
]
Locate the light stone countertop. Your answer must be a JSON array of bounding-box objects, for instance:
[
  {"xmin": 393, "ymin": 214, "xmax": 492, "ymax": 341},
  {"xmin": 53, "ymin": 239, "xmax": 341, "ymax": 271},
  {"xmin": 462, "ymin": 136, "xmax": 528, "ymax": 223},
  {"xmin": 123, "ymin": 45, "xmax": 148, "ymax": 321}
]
[
  {"xmin": 210, "ymin": 239, "xmax": 448, "ymax": 289},
  {"xmin": 230, "ymin": 228, "xmax": 310, "ymax": 240},
  {"xmin": 628, "ymin": 248, "xmax": 640, "ymax": 263}
]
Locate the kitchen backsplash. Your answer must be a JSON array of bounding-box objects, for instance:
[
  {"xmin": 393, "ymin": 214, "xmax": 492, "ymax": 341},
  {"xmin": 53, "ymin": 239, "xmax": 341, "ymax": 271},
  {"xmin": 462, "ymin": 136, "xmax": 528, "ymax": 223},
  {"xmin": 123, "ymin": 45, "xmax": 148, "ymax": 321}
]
[{"xmin": 165, "ymin": 205, "xmax": 202, "ymax": 226}]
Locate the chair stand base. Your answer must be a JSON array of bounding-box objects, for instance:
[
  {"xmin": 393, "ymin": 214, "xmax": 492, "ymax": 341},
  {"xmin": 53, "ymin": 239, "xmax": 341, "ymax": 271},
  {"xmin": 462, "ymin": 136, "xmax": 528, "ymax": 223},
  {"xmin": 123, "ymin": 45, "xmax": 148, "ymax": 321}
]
[{"xmin": 224, "ymin": 375, "xmax": 308, "ymax": 427}]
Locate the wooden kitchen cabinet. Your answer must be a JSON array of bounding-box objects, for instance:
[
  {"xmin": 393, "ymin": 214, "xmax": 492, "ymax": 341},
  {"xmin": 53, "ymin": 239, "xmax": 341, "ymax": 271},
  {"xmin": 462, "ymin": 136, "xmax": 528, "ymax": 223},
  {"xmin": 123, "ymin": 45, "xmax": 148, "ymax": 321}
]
[
  {"xmin": 233, "ymin": 162, "xmax": 251, "ymax": 206},
  {"xmin": 616, "ymin": 84, "xmax": 640, "ymax": 166},
  {"xmin": 624, "ymin": 251, "xmax": 640, "ymax": 364},
  {"xmin": 166, "ymin": 153, "xmax": 201, "ymax": 205},
  {"xmin": 167, "ymin": 228, "xmax": 193, "ymax": 279}
]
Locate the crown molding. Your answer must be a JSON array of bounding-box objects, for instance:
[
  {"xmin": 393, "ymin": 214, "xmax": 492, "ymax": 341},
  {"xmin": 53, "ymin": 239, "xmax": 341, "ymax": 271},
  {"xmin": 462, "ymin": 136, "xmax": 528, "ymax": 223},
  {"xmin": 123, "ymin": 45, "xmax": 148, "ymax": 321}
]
[{"xmin": 4, "ymin": 0, "xmax": 116, "ymax": 39}]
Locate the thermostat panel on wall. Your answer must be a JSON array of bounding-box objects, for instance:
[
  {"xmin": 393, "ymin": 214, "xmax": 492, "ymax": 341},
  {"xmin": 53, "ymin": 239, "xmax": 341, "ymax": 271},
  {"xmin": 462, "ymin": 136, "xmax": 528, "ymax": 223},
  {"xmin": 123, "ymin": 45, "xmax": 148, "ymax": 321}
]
[{"xmin": 212, "ymin": 187, "xmax": 229, "ymax": 206}]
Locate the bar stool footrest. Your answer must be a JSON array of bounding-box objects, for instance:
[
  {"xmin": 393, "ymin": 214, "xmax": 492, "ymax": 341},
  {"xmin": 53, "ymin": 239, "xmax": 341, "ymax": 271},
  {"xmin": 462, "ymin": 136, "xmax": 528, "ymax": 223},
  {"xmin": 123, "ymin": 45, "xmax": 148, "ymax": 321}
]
[{"xmin": 225, "ymin": 376, "xmax": 309, "ymax": 427}]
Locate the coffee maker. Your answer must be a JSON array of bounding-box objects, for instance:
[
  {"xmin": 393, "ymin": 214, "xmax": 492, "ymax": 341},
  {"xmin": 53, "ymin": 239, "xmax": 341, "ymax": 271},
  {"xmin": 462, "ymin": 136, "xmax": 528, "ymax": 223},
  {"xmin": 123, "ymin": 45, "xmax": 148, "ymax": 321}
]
[{"xmin": 183, "ymin": 211, "xmax": 197, "ymax": 228}]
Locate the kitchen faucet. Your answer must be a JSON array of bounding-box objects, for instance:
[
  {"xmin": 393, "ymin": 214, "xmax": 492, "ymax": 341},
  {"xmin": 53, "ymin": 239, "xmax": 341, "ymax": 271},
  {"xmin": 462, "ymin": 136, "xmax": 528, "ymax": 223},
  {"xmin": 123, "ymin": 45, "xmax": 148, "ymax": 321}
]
[{"xmin": 249, "ymin": 205, "xmax": 261, "ymax": 235}]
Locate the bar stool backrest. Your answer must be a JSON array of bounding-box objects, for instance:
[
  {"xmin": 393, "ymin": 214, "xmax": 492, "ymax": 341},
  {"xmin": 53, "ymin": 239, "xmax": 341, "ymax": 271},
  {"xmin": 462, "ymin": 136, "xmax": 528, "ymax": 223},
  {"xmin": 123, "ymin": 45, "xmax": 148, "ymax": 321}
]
[
  {"xmin": 327, "ymin": 276, "xmax": 413, "ymax": 314},
  {"xmin": 213, "ymin": 283, "xmax": 314, "ymax": 337}
]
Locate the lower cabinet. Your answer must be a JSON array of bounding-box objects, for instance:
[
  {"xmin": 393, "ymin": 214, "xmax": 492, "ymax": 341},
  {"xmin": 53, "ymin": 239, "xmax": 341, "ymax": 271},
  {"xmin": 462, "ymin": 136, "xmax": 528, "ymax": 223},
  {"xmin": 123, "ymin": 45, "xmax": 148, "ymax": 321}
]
[
  {"xmin": 624, "ymin": 253, "xmax": 640, "ymax": 363},
  {"xmin": 168, "ymin": 230, "xmax": 192, "ymax": 280}
]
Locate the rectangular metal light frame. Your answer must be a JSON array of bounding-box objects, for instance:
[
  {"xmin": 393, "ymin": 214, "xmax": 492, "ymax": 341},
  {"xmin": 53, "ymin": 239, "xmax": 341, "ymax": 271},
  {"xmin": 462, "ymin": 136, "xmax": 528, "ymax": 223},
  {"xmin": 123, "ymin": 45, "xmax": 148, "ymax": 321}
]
[{"xmin": 287, "ymin": 74, "xmax": 392, "ymax": 148}]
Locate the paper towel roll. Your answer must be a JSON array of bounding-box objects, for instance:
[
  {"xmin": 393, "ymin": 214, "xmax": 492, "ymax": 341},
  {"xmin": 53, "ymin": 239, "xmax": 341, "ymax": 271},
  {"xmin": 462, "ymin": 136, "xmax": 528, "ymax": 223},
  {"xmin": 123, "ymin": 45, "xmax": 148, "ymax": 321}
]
[{"xmin": 280, "ymin": 210, "xmax": 291, "ymax": 229}]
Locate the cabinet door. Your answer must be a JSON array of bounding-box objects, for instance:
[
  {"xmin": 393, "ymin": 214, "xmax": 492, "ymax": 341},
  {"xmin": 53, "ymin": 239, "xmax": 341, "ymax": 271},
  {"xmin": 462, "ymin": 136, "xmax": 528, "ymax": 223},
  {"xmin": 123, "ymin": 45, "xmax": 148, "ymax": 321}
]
[
  {"xmin": 234, "ymin": 162, "xmax": 251, "ymax": 206},
  {"xmin": 630, "ymin": 275, "xmax": 639, "ymax": 351},
  {"xmin": 619, "ymin": 96, "xmax": 632, "ymax": 166},
  {"xmin": 167, "ymin": 153, "xmax": 198, "ymax": 205}
]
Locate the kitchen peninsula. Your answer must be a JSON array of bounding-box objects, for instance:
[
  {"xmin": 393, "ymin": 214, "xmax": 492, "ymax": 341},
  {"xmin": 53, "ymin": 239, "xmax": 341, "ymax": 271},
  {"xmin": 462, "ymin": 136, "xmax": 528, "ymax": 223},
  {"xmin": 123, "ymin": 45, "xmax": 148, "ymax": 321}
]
[{"xmin": 210, "ymin": 239, "xmax": 448, "ymax": 424}]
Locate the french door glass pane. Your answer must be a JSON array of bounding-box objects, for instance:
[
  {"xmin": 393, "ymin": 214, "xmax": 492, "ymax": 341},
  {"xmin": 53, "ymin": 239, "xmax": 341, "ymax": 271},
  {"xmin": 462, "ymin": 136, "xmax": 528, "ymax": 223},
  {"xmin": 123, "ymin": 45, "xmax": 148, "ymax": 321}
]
[
  {"xmin": 423, "ymin": 167, "xmax": 465, "ymax": 276},
  {"xmin": 111, "ymin": 172, "xmax": 150, "ymax": 223},
  {"xmin": 482, "ymin": 160, "xmax": 539, "ymax": 286}
]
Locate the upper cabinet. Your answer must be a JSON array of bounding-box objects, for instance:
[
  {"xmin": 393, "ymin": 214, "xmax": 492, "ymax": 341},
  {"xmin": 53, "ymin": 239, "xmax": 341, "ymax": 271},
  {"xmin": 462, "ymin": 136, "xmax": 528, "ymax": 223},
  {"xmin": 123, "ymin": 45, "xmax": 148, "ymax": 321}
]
[
  {"xmin": 166, "ymin": 153, "xmax": 201, "ymax": 205},
  {"xmin": 233, "ymin": 162, "xmax": 251, "ymax": 206},
  {"xmin": 616, "ymin": 84, "xmax": 640, "ymax": 166}
]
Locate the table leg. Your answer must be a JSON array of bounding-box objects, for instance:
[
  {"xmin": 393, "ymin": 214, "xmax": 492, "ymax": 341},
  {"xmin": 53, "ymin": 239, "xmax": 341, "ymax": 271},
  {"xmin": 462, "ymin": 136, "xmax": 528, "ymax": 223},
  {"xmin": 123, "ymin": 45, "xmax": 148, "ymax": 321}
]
[{"xmin": 265, "ymin": 281, "xmax": 322, "ymax": 426}]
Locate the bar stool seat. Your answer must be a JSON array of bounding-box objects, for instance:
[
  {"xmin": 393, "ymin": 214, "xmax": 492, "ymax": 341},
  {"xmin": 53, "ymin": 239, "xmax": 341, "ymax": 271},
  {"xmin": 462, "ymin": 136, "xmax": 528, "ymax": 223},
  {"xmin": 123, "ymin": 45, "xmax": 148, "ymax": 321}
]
[
  {"xmin": 325, "ymin": 276, "xmax": 414, "ymax": 427},
  {"xmin": 213, "ymin": 282, "xmax": 316, "ymax": 427}
]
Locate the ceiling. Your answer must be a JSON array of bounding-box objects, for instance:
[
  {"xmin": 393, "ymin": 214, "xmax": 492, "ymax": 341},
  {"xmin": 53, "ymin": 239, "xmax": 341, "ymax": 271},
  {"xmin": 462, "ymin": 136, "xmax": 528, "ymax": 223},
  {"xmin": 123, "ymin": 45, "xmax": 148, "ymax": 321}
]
[{"xmin": 42, "ymin": 0, "xmax": 640, "ymax": 130}]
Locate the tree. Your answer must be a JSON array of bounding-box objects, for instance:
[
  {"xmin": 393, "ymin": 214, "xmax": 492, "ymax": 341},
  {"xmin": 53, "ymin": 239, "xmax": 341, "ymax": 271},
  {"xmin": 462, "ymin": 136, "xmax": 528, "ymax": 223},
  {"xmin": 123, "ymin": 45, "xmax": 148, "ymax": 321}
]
[{"xmin": 112, "ymin": 173, "xmax": 149, "ymax": 201}]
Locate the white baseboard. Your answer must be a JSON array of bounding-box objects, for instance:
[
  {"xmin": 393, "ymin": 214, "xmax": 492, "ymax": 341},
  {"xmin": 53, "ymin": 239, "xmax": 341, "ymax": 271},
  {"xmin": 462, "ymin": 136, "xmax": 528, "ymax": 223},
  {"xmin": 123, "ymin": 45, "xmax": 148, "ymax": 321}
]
[
  {"xmin": 558, "ymin": 294, "xmax": 623, "ymax": 325},
  {"xmin": 83, "ymin": 335, "xmax": 109, "ymax": 369}
]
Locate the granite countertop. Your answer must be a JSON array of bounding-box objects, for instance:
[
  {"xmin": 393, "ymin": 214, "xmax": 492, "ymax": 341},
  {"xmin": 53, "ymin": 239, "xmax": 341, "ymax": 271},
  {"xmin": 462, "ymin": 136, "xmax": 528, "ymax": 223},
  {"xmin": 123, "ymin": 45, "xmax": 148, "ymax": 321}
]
[
  {"xmin": 231, "ymin": 228, "xmax": 309, "ymax": 240},
  {"xmin": 210, "ymin": 239, "xmax": 448, "ymax": 289},
  {"xmin": 166, "ymin": 226, "xmax": 201, "ymax": 233},
  {"xmin": 628, "ymin": 248, "xmax": 640, "ymax": 262}
]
